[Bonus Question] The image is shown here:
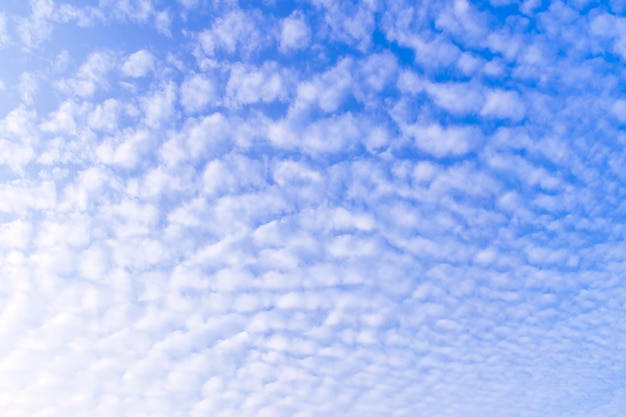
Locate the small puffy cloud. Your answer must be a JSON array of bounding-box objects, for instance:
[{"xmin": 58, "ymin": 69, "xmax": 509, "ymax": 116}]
[
  {"xmin": 16, "ymin": 0, "xmax": 54, "ymax": 49},
  {"xmin": 397, "ymin": 70, "xmax": 424, "ymax": 95},
  {"xmin": 159, "ymin": 112, "xmax": 232, "ymax": 167},
  {"xmin": 178, "ymin": 0, "xmax": 199, "ymax": 9},
  {"xmin": 480, "ymin": 89, "xmax": 525, "ymax": 120},
  {"xmin": 279, "ymin": 11, "xmax": 311, "ymax": 51},
  {"xmin": 39, "ymin": 100, "xmax": 81, "ymax": 134},
  {"xmin": 612, "ymin": 99, "xmax": 626, "ymax": 124},
  {"xmin": 316, "ymin": 0, "xmax": 378, "ymax": 50},
  {"xmin": 122, "ymin": 49, "xmax": 155, "ymax": 78},
  {"xmin": 425, "ymin": 81, "xmax": 484, "ymax": 115},
  {"xmin": 385, "ymin": 11, "xmax": 462, "ymax": 72},
  {"xmin": 141, "ymin": 81, "xmax": 176, "ymax": 127},
  {"xmin": 590, "ymin": 13, "xmax": 626, "ymax": 60},
  {"xmin": 485, "ymin": 28, "xmax": 524, "ymax": 61},
  {"xmin": 181, "ymin": 74, "xmax": 215, "ymax": 113},
  {"xmin": 14, "ymin": 1, "xmax": 96, "ymax": 49},
  {"xmin": 0, "ymin": 138, "xmax": 35, "ymax": 175},
  {"xmin": 226, "ymin": 62, "xmax": 289, "ymax": 106},
  {"xmin": 96, "ymin": 128, "xmax": 154, "ymax": 169},
  {"xmin": 109, "ymin": 0, "xmax": 153, "ymax": 22},
  {"xmin": 268, "ymin": 113, "xmax": 363, "ymax": 155},
  {"xmin": 406, "ymin": 122, "xmax": 481, "ymax": 157},
  {"xmin": 589, "ymin": 13, "xmax": 616, "ymax": 38},
  {"xmin": 155, "ymin": 10, "xmax": 171, "ymax": 36},
  {"xmin": 434, "ymin": 0, "xmax": 488, "ymax": 44},
  {"xmin": 56, "ymin": 50, "xmax": 115, "ymax": 97},
  {"xmin": 88, "ymin": 98, "xmax": 120, "ymax": 131},
  {"xmin": 456, "ymin": 52, "xmax": 484, "ymax": 75},
  {"xmin": 291, "ymin": 58, "xmax": 353, "ymax": 113},
  {"xmin": 520, "ymin": 0, "xmax": 542, "ymax": 14},
  {"xmin": 202, "ymin": 154, "xmax": 265, "ymax": 198},
  {"xmin": 198, "ymin": 10, "xmax": 264, "ymax": 57},
  {"xmin": 359, "ymin": 52, "xmax": 398, "ymax": 92},
  {"xmin": 363, "ymin": 125, "xmax": 391, "ymax": 153},
  {"xmin": 0, "ymin": 106, "xmax": 37, "ymax": 140}
]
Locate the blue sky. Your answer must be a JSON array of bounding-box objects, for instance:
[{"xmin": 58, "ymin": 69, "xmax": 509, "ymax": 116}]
[{"xmin": 1, "ymin": 0, "xmax": 626, "ymax": 416}]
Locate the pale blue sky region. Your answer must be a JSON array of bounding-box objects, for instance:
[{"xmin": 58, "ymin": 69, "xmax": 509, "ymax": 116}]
[{"xmin": 1, "ymin": 1, "xmax": 626, "ymax": 416}]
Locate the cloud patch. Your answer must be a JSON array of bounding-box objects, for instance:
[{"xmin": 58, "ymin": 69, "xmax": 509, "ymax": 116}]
[{"xmin": 122, "ymin": 49, "xmax": 155, "ymax": 78}]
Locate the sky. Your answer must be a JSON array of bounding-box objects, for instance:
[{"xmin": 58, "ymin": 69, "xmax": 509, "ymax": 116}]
[{"xmin": 1, "ymin": 0, "xmax": 626, "ymax": 416}]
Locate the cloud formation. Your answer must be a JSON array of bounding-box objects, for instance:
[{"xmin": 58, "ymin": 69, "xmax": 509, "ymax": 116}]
[{"xmin": 1, "ymin": 1, "xmax": 626, "ymax": 417}]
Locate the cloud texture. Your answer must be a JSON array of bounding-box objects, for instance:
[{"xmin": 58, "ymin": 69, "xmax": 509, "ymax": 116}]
[{"xmin": 1, "ymin": 1, "xmax": 626, "ymax": 416}]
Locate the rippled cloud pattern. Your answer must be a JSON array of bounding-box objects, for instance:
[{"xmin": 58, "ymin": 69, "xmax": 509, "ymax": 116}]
[{"xmin": 1, "ymin": 1, "xmax": 626, "ymax": 416}]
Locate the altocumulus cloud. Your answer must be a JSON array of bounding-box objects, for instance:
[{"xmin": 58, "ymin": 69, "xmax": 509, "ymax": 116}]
[{"xmin": 1, "ymin": 1, "xmax": 626, "ymax": 417}]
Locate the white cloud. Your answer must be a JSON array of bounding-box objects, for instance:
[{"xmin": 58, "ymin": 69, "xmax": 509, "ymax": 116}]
[
  {"xmin": 0, "ymin": 219, "xmax": 33, "ymax": 249},
  {"xmin": 108, "ymin": 0, "xmax": 154, "ymax": 22},
  {"xmin": 0, "ymin": 138, "xmax": 35, "ymax": 174},
  {"xmin": 434, "ymin": 0, "xmax": 488, "ymax": 45},
  {"xmin": 397, "ymin": 70, "xmax": 424, "ymax": 95},
  {"xmin": 178, "ymin": 0, "xmax": 199, "ymax": 9},
  {"xmin": 313, "ymin": 0, "xmax": 378, "ymax": 50},
  {"xmin": 88, "ymin": 98, "xmax": 120, "ymax": 131},
  {"xmin": 155, "ymin": 10, "xmax": 171, "ymax": 36},
  {"xmin": 267, "ymin": 113, "xmax": 364, "ymax": 155},
  {"xmin": 425, "ymin": 81, "xmax": 484, "ymax": 114},
  {"xmin": 0, "ymin": 180, "xmax": 56, "ymax": 214},
  {"xmin": 226, "ymin": 62, "xmax": 289, "ymax": 106},
  {"xmin": 201, "ymin": 154, "xmax": 265, "ymax": 198},
  {"xmin": 0, "ymin": 106, "xmax": 37, "ymax": 139},
  {"xmin": 480, "ymin": 89, "xmax": 526, "ymax": 120},
  {"xmin": 141, "ymin": 81, "xmax": 177, "ymax": 127},
  {"xmin": 55, "ymin": 3, "xmax": 98, "ymax": 27},
  {"xmin": 590, "ymin": 13, "xmax": 617, "ymax": 38},
  {"xmin": 611, "ymin": 99, "xmax": 626, "ymax": 124},
  {"xmin": 97, "ymin": 128, "xmax": 154, "ymax": 169},
  {"xmin": 16, "ymin": 0, "xmax": 54, "ymax": 48},
  {"xmin": 40, "ymin": 100, "xmax": 83, "ymax": 134},
  {"xmin": 456, "ymin": 52, "xmax": 484, "ymax": 75},
  {"xmin": 404, "ymin": 122, "xmax": 481, "ymax": 157},
  {"xmin": 359, "ymin": 52, "xmax": 398, "ymax": 92},
  {"xmin": 56, "ymin": 50, "xmax": 115, "ymax": 97},
  {"xmin": 382, "ymin": 6, "xmax": 463, "ymax": 72},
  {"xmin": 279, "ymin": 11, "xmax": 311, "ymax": 52},
  {"xmin": 35, "ymin": 213, "xmax": 92, "ymax": 249},
  {"xmin": 291, "ymin": 57, "xmax": 353, "ymax": 113},
  {"xmin": 180, "ymin": 74, "xmax": 215, "ymax": 113},
  {"xmin": 0, "ymin": 107, "xmax": 38, "ymax": 174},
  {"xmin": 485, "ymin": 27, "xmax": 524, "ymax": 61},
  {"xmin": 159, "ymin": 112, "xmax": 232, "ymax": 167},
  {"xmin": 122, "ymin": 49, "xmax": 155, "ymax": 77},
  {"xmin": 198, "ymin": 10, "xmax": 264, "ymax": 57}
]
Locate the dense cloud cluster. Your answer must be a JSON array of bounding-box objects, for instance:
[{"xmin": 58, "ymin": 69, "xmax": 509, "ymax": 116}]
[{"xmin": 1, "ymin": 1, "xmax": 626, "ymax": 416}]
